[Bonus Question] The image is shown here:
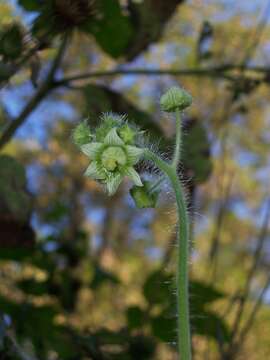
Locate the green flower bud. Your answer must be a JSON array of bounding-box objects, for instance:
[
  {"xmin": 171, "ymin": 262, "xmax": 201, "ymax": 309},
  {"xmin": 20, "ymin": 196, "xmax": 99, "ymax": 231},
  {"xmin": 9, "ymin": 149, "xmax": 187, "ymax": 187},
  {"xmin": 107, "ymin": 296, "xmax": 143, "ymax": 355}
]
[
  {"xmin": 101, "ymin": 146, "xmax": 127, "ymax": 171},
  {"xmin": 160, "ymin": 86, "xmax": 192, "ymax": 112},
  {"xmin": 130, "ymin": 181, "xmax": 158, "ymax": 209},
  {"xmin": 73, "ymin": 120, "xmax": 92, "ymax": 146},
  {"xmin": 118, "ymin": 124, "xmax": 136, "ymax": 144},
  {"xmin": 95, "ymin": 113, "xmax": 124, "ymax": 142}
]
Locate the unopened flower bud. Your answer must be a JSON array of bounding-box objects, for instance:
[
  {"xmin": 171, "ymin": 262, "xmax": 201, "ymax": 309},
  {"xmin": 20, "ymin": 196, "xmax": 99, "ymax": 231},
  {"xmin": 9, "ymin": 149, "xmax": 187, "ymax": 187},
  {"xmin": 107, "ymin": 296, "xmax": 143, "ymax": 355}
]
[
  {"xmin": 130, "ymin": 181, "xmax": 158, "ymax": 209},
  {"xmin": 73, "ymin": 120, "xmax": 92, "ymax": 146},
  {"xmin": 119, "ymin": 124, "xmax": 136, "ymax": 144},
  {"xmin": 160, "ymin": 86, "xmax": 192, "ymax": 112}
]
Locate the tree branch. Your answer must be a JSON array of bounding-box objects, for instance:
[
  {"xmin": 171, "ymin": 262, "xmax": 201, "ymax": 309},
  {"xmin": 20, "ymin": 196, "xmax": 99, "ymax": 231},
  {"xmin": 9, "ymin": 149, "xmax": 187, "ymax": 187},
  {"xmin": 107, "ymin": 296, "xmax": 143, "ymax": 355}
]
[
  {"xmin": 1, "ymin": 59, "xmax": 270, "ymax": 148},
  {"xmin": 0, "ymin": 33, "xmax": 69, "ymax": 149},
  {"xmin": 54, "ymin": 64, "xmax": 270, "ymax": 87}
]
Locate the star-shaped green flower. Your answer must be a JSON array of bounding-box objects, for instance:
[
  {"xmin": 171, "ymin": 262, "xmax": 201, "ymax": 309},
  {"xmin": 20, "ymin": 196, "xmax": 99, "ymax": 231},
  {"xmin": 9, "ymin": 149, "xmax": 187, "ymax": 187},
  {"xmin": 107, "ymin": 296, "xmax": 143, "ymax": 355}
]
[{"xmin": 81, "ymin": 127, "xmax": 144, "ymax": 195}]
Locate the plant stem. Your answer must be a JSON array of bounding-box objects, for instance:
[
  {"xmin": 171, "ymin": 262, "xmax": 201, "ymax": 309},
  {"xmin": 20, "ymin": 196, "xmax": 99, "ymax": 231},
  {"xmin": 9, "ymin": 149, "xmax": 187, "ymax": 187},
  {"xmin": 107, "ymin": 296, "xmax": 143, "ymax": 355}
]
[
  {"xmin": 173, "ymin": 110, "xmax": 182, "ymax": 167},
  {"xmin": 147, "ymin": 110, "xmax": 182, "ymax": 193},
  {"xmin": 148, "ymin": 176, "xmax": 165, "ymax": 193},
  {"xmin": 144, "ymin": 149, "xmax": 191, "ymax": 360}
]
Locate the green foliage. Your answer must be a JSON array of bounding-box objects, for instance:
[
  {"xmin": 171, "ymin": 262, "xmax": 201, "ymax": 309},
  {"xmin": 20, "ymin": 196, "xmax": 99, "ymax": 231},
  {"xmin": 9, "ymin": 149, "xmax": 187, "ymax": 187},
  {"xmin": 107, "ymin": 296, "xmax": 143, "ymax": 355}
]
[
  {"xmin": 2, "ymin": 1, "xmax": 270, "ymax": 358},
  {"xmin": 0, "ymin": 155, "xmax": 31, "ymax": 223},
  {"xmin": 143, "ymin": 270, "xmax": 173, "ymax": 306},
  {"xmin": 20, "ymin": 0, "xmax": 133, "ymax": 58},
  {"xmin": 142, "ymin": 270, "xmax": 231, "ymax": 343},
  {"xmin": 151, "ymin": 313, "xmax": 176, "ymax": 343},
  {"xmin": 182, "ymin": 120, "xmax": 212, "ymax": 183},
  {"xmin": 90, "ymin": 264, "xmax": 120, "ymax": 289},
  {"xmin": 126, "ymin": 306, "xmax": 146, "ymax": 330},
  {"xmin": 0, "ymin": 23, "xmax": 24, "ymax": 60},
  {"xmin": 82, "ymin": 0, "xmax": 134, "ymax": 57},
  {"xmin": 17, "ymin": 278, "xmax": 48, "ymax": 296},
  {"xmin": 18, "ymin": 0, "xmax": 40, "ymax": 11}
]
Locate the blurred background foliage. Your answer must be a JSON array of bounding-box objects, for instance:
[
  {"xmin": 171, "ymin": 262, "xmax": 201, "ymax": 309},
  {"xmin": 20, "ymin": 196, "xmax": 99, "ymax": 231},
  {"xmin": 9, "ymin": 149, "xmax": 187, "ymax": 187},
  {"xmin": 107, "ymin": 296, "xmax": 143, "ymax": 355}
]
[{"xmin": 0, "ymin": 0, "xmax": 270, "ymax": 359}]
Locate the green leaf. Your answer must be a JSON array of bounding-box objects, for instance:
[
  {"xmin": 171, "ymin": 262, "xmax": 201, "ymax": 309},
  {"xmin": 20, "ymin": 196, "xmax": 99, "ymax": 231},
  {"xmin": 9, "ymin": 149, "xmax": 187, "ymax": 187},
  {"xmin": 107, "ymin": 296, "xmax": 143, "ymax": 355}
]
[
  {"xmin": 81, "ymin": 0, "xmax": 134, "ymax": 58},
  {"xmin": 96, "ymin": 328, "xmax": 128, "ymax": 345},
  {"xmin": 189, "ymin": 282, "xmax": 230, "ymax": 342},
  {"xmin": 44, "ymin": 202, "xmax": 69, "ymax": 222},
  {"xmin": 90, "ymin": 264, "xmax": 120, "ymax": 289},
  {"xmin": 0, "ymin": 23, "xmax": 24, "ymax": 60},
  {"xmin": 17, "ymin": 278, "xmax": 48, "ymax": 296},
  {"xmin": 0, "ymin": 296, "xmax": 69, "ymax": 356},
  {"xmin": 126, "ymin": 306, "xmax": 145, "ymax": 330},
  {"xmin": 0, "ymin": 155, "xmax": 31, "ymax": 223},
  {"xmin": 150, "ymin": 313, "xmax": 176, "ymax": 343},
  {"xmin": 190, "ymin": 281, "xmax": 225, "ymax": 311},
  {"xmin": 128, "ymin": 335, "xmax": 156, "ymax": 359},
  {"xmin": 182, "ymin": 119, "xmax": 212, "ymax": 184},
  {"xmin": 18, "ymin": 0, "xmax": 42, "ymax": 11},
  {"xmin": 0, "ymin": 248, "xmax": 33, "ymax": 261},
  {"xmin": 143, "ymin": 270, "xmax": 173, "ymax": 307},
  {"xmin": 191, "ymin": 310, "xmax": 231, "ymax": 343},
  {"xmin": 123, "ymin": 0, "xmax": 185, "ymax": 60}
]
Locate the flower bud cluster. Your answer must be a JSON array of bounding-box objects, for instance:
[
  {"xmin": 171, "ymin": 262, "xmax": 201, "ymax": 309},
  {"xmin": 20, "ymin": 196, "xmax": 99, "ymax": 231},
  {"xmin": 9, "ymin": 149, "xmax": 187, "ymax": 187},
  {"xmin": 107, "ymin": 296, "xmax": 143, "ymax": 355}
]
[
  {"xmin": 74, "ymin": 113, "xmax": 143, "ymax": 195},
  {"xmin": 74, "ymin": 86, "xmax": 192, "ymax": 205}
]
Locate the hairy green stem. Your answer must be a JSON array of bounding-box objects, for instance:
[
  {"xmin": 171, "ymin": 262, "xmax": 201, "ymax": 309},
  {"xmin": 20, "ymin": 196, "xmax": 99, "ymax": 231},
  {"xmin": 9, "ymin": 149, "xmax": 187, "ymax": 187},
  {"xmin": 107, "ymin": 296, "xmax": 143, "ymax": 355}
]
[
  {"xmin": 173, "ymin": 110, "xmax": 182, "ymax": 167},
  {"xmin": 144, "ymin": 149, "xmax": 191, "ymax": 360},
  {"xmin": 148, "ymin": 176, "xmax": 165, "ymax": 193},
  {"xmin": 147, "ymin": 110, "xmax": 182, "ymax": 194}
]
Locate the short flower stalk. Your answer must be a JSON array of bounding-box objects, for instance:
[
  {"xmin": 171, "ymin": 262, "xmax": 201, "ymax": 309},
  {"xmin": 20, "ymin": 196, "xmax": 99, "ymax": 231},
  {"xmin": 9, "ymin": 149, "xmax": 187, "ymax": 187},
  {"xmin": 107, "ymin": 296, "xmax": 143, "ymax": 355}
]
[{"xmin": 73, "ymin": 87, "xmax": 193, "ymax": 360}]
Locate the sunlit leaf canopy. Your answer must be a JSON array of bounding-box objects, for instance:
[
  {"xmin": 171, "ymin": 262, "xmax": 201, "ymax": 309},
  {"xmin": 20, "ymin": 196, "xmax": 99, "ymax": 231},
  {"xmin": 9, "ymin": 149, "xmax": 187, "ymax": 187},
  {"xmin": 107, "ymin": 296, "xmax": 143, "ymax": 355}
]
[{"xmin": 0, "ymin": 0, "xmax": 270, "ymax": 359}]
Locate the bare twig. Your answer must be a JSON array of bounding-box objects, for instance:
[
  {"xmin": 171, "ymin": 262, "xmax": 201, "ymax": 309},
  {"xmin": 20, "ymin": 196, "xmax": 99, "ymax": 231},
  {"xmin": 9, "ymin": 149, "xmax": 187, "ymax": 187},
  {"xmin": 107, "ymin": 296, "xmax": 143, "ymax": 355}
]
[
  {"xmin": 241, "ymin": 0, "xmax": 270, "ymax": 66},
  {"xmin": 235, "ymin": 274, "xmax": 270, "ymax": 349},
  {"xmin": 229, "ymin": 199, "xmax": 270, "ymax": 341},
  {"xmin": 3, "ymin": 331, "xmax": 39, "ymax": 360},
  {"xmin": 224, "ymin": 274, "xmax": 270, "ymax": 360},
  {"xmin": 54, "ymin": 64, "xmax": 270, "ymax": 87}
]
